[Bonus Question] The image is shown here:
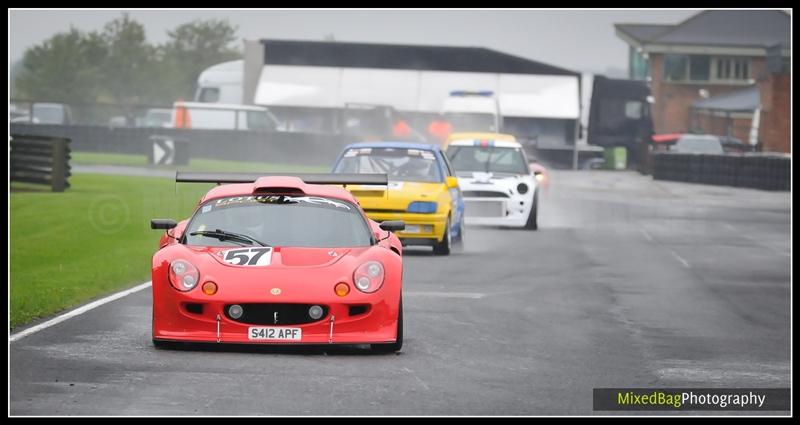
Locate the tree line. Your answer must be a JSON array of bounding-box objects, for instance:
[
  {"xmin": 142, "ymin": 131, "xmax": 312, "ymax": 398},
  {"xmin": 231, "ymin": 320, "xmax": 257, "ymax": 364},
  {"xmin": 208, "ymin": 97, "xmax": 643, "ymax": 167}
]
[{"xmin": 13, "ymin": 13, "xmax": 241, "ymax": 106}]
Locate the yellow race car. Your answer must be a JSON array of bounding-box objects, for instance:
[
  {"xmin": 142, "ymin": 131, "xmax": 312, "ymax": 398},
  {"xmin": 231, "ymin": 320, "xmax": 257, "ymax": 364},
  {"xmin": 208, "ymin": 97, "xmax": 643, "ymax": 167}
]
[{"xmin": 332, "ymin": 142, "xmax": 465, "ymax": 255}]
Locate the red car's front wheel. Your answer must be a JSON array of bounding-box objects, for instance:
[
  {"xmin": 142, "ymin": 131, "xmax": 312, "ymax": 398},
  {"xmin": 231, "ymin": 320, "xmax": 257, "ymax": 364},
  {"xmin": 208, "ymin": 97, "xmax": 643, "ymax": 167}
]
[{"xmin": 371, "ymin": 298, "xmax": 403, "ymax": 353}]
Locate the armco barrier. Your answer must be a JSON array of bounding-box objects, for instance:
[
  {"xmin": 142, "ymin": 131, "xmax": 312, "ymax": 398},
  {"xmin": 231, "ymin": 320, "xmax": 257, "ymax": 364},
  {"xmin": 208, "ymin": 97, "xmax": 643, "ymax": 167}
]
[
  {"xmin": 653, "ymin": 152, "xmax": 790, "ymax": 191},
  {"xmin": 10, "ymin": 134, "xmax": 71, "ymax": 192},
  {"xmin": 9, "ymin": 124, "xmax": 358, "ymax": 167}
]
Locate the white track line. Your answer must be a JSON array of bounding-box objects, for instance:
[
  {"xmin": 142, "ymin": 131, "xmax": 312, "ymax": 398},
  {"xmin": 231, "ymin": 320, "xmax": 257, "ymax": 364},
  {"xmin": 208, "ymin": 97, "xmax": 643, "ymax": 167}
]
[
  {"xmin": 666, "ymin": 249, "xmax": 691, "ymax": 269},
  {"xmin": 722, "ymin": 222, "xmax": 790, "ymax": 257},
  {"xmin": 9, "ymin": 281, "xmax": 152, "ymax": 343}
]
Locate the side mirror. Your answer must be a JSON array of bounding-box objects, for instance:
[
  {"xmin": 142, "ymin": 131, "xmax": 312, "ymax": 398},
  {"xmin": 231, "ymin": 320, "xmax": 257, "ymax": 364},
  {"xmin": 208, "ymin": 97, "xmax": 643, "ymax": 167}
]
[
  {"xmin": 445, "ymin": 176, "xmax": 459, "ymax": 189},
  {"xmin": 151, "ymin": 219, "xmax": 177, "ymax": 230},
  {"xmin": 379, "ymin": 220, "xmax": 406, "ymax": 232}
]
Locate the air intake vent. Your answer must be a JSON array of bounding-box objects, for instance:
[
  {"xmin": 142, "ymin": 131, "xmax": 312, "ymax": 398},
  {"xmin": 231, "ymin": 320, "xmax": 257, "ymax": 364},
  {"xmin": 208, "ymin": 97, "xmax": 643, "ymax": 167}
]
[{"xmin": 253, "ymin": 188, "xmax": 304, "ymax": 195}]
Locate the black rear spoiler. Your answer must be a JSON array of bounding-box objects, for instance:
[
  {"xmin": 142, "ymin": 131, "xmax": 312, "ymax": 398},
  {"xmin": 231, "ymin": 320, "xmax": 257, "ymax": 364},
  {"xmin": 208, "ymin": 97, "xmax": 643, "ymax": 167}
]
[{"xmin": 175, "ymin": 172, "xmax": 388, "ymax": 186}]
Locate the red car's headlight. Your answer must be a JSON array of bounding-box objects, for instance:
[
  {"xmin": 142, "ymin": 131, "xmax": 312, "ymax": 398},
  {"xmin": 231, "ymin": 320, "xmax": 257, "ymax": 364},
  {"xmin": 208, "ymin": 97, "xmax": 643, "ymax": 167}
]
[
  {"xmin": 353, "ymin": 261, "xmax": 384, "ymax": 293},
  {"xmin": 168, "ymin": 259, "xmax": 200, "ymax": 292}
]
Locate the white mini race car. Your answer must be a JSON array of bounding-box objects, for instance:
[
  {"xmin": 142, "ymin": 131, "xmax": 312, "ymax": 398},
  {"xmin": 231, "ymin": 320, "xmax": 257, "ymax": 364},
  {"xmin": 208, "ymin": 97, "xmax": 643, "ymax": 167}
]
[{"xmin": 445, "ymin": 137, "xmax": 539, "ymax": 229}]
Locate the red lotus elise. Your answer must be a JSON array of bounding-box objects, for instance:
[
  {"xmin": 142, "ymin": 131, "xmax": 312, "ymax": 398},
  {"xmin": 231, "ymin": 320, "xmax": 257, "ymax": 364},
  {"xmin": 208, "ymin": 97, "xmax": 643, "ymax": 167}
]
[{"xmin": 150, "ymin": 172, "xmax": 405, "ymax": 352}]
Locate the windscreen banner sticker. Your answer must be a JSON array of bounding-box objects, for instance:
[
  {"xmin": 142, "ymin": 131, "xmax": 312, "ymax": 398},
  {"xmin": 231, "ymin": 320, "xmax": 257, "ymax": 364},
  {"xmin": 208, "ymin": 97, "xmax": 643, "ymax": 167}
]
[
  {"xmin": 220, "ymin": 247, "xmax": 273, "ymax": 266},
  {"xmin": 407, "ymin": 149, "xmax": 436, "ymax": 160},
  {"xmin": 344, "ymin": 148, "xmax": 372, "ymax": 157},
  {"xmin": 212, "ymin": 195, "xmax": 351, "ymax": 210},
  {"xmin": 201, "ymin": 205, "xmax": 213, "ymax": 214}
]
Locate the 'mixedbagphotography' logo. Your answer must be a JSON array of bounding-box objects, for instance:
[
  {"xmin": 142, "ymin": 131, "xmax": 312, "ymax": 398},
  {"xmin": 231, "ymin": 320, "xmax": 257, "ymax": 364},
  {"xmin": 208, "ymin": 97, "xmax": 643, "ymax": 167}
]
[{"xmin": 593, "ymin": 388, "xmax": 790, "ymax": 411}]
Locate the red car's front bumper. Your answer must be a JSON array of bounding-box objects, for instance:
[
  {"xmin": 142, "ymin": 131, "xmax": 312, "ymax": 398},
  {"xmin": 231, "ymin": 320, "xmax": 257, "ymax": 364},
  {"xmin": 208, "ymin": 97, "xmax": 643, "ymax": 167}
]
[
  {"xmin": 152, "ymin": 244, "xmax": 402, "ymax": 345},
  {"xmin": 152, "ymin": 280, "xmax": 400, "ymax": 345}
]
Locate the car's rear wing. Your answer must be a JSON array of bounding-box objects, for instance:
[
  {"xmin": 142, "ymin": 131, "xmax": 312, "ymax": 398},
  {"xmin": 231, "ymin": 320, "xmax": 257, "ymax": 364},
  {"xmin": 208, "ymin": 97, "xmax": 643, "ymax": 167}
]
[{"xmin": 175, "ymin": 171, "xmax": 388, "ymax": 186}]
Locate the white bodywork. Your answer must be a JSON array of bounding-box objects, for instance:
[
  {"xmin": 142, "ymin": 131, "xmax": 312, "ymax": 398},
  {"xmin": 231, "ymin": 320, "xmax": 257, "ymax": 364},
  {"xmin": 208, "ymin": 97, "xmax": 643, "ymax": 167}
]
[
  {"xmin": 195, "ymin": 60, "xmax": 244, "ymax": 104},
  {"xmin": 442, "ymin": 95, "xmax": 498, "ymax": 115},
  {"xmin": 442, "ymin": 93, "xmax": 501, "ymax": 133},
  {"xmin": 449, "ymin": 139, "xmax": 537, "ymax": 227},
  {"xmin": 171, "ymin": 101, "xmax": 279, "ymax": 131}
]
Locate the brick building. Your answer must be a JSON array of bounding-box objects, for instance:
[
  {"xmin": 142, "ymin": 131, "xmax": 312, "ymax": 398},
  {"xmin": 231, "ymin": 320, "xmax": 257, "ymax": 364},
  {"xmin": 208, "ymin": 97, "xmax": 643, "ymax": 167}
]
[{"xmin": 615, "ymin": 10, "xmax": 790, "ymax": 153}]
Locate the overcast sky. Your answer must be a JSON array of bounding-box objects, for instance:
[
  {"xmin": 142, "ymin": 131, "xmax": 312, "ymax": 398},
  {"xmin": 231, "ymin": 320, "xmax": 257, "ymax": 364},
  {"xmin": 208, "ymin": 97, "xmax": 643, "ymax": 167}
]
[{"xmin": 9, "ymin": 9, "xmax": 700, "ymax": 75}]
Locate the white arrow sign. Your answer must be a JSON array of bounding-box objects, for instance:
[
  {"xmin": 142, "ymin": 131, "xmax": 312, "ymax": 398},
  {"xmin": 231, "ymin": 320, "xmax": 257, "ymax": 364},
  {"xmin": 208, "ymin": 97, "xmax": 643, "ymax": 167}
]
[{"xmin": 153, "ymin": 139, "xmax": 175, "ymax": 165}]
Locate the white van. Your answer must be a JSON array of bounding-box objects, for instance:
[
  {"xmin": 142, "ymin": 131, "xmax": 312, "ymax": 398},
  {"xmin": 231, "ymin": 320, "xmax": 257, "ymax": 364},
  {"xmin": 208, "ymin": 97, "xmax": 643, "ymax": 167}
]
[
  {"xmin": 442, "ymin": 91, "xmax": 502, "ymax": 133},
  {"xmin": 171, "ymin": 101, "xmax": 280, "ymax": 131},
  {"xmin": 195, "ymin": 60, "xmax": 244, "ymax": 104}
]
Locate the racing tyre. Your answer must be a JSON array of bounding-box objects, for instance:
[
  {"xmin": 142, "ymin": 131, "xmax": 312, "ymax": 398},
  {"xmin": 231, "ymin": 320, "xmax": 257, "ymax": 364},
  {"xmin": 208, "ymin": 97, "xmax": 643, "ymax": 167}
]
[
  {"xmin": 433, "ymin": 218, "xmax": 452, "ymax": 255},
  {"xmin": 525, "ymin": 193, "xmax": 538, "ymax": 230},
  {"xmin": 452, "ymin": 216, "xmax": 465, "ymax": 252},
  {"xmin": 372, "ymin": 299, "xmax": 403, "ymax": 353}
]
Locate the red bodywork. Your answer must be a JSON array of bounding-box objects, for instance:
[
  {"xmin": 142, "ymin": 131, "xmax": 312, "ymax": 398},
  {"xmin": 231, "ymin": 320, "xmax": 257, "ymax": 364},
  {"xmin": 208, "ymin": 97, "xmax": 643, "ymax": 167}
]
[{"xmin": 152, "ymin": 176, "xmax": 403, "ymax": 345}]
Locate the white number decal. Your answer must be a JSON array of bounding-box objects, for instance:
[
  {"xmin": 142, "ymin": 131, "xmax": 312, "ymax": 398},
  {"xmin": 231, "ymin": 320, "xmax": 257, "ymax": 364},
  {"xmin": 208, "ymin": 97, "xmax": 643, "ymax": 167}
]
[{"xmin": 221, "ymin": 247, "xmax": 272, "ymax": 266}]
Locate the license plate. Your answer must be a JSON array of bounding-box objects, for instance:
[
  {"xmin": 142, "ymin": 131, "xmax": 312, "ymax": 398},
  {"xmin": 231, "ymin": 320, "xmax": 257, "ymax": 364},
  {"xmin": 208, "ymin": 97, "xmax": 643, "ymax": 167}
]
[
  {"xmin": 248, "ymin": 327, "xmax": 302, "ymax": 341},
  {"xmin": 404, "ymin": 225, "xmax": 421, "ymax": 233}
]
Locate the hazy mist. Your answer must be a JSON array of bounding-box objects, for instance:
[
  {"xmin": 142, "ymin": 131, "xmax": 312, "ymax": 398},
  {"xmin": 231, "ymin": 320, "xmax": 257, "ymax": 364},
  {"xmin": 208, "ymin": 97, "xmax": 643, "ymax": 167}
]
[{"xmin": 9, "ymin": 9, "xmax": 699, "ymax": 75}]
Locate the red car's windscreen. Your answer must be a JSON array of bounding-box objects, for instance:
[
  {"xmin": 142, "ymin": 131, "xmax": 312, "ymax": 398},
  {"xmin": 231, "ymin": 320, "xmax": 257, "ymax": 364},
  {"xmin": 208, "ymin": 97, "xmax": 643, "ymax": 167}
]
[{"xmin": 184, "ymin": 195, "xmax": 373, "ymax": 248}]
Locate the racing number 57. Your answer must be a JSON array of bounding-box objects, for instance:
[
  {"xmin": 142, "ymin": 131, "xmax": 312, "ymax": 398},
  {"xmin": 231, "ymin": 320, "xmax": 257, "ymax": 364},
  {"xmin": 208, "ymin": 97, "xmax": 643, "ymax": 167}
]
[{"xmin": 225, "ymin": 248, "xmax": 272, "ymax": 266}]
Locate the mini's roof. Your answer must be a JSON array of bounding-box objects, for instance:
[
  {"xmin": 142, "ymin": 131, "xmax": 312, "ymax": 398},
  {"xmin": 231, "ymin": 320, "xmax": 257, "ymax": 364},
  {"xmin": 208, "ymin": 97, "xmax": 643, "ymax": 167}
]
[
  {"xmin": 343, "ymin": 141, "xmax": 442, "ymax": 152},
  {"xmin": 448, "ymin": 139, "xmax": 522, "ymax": 149},
  {"xmin": 199, "ymin": 176, "xmax": 358, "ymax": 204},
  {"xmin": 447, "ymin": 132, "xmax": 517, "ymax": 141}
]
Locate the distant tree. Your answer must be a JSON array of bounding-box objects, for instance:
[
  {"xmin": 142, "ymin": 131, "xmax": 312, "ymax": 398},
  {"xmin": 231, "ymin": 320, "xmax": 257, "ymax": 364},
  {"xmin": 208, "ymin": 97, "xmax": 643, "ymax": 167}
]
[
  {"xmin": 99, "ymin": 13, "xmax": 158, "ymax": 104},
  {"xmin": 15, "ymin": 28, "xmax": 107, "ymax": 103},
  {"xmin": 159, "ymin": 19, "xmax": 241, "ymax": 101},
  {"xmin": 9, "ymin": 60, "xmax": 24, "ymax": 98},
  {"xmin": 13, "ymin": 15, "xmax": 242, "ymax": 109}
]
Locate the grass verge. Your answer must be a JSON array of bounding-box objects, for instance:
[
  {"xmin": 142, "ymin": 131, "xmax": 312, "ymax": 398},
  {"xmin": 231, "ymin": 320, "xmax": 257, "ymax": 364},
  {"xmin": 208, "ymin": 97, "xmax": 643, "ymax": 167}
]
[
  {"xmin": 10, "ymin": 173, "xmax": 213, "ymax": 329},
  {"xmin": 71, "ymin": 152, "xmax": 328, "ymax": 173}
]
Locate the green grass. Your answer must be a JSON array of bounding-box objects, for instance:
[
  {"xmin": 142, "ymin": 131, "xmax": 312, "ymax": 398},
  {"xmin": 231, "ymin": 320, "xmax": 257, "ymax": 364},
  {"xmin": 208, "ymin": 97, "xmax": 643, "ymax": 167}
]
[
  {"xmin": 11, "ymin": 155, "xmax": 328, "ymax": 329},
  {"xmin": 72, "ymin": 152, "xmax": 328, "ymax": 173},
  {"xmin": 10, "ymin": 173, "xmax": 213, "ymax": 329},
  {"xmin": 72, "ymin": 152, "xmax": 149, "ymax": 167}
]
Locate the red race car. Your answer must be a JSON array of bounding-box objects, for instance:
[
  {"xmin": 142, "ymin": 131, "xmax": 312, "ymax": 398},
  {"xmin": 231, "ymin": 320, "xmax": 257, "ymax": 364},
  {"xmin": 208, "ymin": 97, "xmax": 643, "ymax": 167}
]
[{"xmin": 149, "ymin": 172, "xmax": 405, "ymax": 352}]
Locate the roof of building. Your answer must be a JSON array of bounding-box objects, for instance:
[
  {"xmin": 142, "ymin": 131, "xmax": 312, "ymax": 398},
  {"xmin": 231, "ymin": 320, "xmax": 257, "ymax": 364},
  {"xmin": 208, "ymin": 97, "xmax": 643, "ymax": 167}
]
[
  {"xmin": 614, "ymin": 24, "xmax": 674, "ymax": 43},
  {"xmin": 616, "ymin": 10, "xmax": 790, "ymax": 48},
  {"xmin": 691, "ymin": 86, "xmax": 760, "ymax": 112},
  {"xmin": 260, "ymin": 39, "xmax": 579, "ymax": 76}
]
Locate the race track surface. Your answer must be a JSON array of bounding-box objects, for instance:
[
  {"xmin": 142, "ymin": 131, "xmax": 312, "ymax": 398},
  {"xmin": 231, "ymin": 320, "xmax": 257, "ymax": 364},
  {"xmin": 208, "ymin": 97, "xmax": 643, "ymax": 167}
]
[{"xmin": 10, "ymin": 171, "xmax": 791, "ymax": 415}]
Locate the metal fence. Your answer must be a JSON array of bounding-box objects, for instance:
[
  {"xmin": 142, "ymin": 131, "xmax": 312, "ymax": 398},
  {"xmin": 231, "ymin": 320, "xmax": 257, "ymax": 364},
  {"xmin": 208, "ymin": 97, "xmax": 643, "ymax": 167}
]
[
  {"xmin": 652, "ymin": 153, "xmax": 791, "ymax": 191},
  {"xmin": 9, "ymin": 123, "xmax": 358, "ymax": 167},
  {"xmin": 10, "ymin": 134, "xmax": 72, "ymax": 192}
]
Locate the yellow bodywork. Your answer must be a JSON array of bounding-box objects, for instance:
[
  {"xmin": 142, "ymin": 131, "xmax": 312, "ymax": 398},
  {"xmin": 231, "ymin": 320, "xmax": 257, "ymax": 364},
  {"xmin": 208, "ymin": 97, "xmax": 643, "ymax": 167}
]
[
  {"xmin": 347, "ymin": 181, "xmax": 453, "ymax": 243},
  {"xmin": 442, "ymin": 132, "xmax": 517, "ymax": 149}
]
